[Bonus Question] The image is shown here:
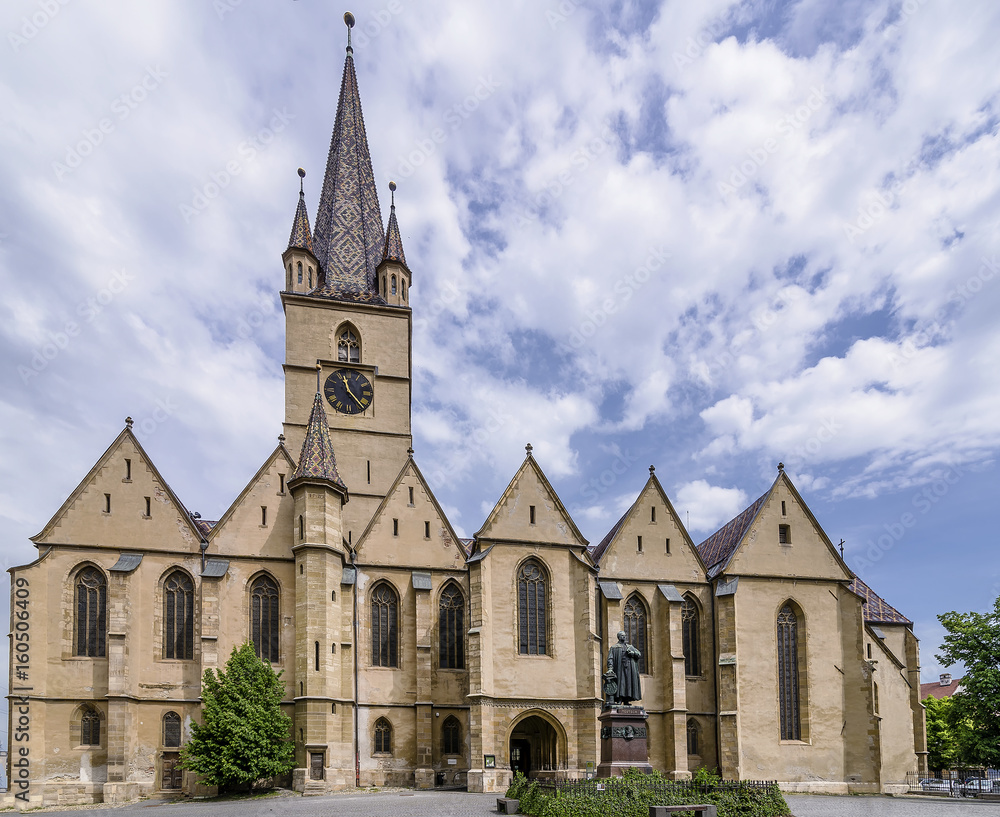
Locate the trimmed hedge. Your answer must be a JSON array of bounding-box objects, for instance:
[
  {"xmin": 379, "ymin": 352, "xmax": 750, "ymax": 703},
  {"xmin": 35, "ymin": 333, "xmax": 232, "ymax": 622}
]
[{"xmin": 505, "ymin": 769, "xmax": 791, "ymax": 817}]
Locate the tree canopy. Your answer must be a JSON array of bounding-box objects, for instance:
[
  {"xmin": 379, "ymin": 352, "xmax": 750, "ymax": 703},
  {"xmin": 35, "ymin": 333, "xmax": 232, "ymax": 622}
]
[
  {"xmin": 936, "ymin": 595, "xmax": 1000, "ymax": 768},
  {"xmin": 180, "ymin": 643, "xmax": 295, "ymax": 791}
]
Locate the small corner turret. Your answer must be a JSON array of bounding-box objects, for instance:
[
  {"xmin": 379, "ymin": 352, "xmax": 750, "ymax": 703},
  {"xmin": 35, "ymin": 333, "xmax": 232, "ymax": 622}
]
[
  {"xmin": 283, "ymin": 168, "xmax": 319, "ymax": 294},
  {"xmin": 377, "ymin": 180, "xmax": 411, "ymax": 307}
]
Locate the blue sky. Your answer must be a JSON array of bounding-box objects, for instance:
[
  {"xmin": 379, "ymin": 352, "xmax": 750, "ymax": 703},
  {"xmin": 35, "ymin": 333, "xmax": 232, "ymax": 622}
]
[{"xmin": 1, "ymin": 0, "xmax": 999, "ymax": 731}]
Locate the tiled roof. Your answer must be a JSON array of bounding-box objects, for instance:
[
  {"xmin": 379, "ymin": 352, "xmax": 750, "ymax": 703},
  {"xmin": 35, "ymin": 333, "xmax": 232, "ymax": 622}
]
[
  {"xmin": 920, "ymin": 677, "xmax": 963, "ymax": 700},
  {"xmin": 382, "ymin": 202, "xmax": 407, "ymax": 267},
  {"xmin": 849, "ymin": 574, "xmax": 912, "ymax": 624},
  {"xmin": 697, "ymin": 491, "xmax": 768, "ymax": 574},
  {"xmin": 291, "ymin": 393, "xmax": 347, "ymax": 492},
  {"xmin": 194, "ymin": 519, "xmax": 217, "ymax": 537},
  {"xmin": 312, "ymin": 49, "xmax": 385, "ymax": 302},
  {"xmin": 589, "ymin": 507, "xmax": 631, "ymax": 564},
  {"xmin": 288, "ymin": 188, "xmax": 314, "ymax": 254}
]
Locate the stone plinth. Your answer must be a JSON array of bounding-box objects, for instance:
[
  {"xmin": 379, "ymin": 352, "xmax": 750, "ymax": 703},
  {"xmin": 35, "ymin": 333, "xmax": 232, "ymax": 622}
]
[{"xmin": 596, "ymin": 706, "xmax": 653, "ymax": 778}]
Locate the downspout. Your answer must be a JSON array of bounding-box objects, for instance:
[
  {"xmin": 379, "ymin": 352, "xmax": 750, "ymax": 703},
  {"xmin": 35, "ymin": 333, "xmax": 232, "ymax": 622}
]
[{"xmin": 352, "ymin": 548, "xmax": 359, "ymax": 788}]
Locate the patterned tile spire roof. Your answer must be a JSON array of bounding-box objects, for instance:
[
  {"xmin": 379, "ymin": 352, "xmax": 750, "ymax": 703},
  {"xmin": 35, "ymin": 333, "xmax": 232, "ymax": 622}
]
[
  {"xmin": 287, "ymin": 168, "xmax": 314, "ymax": 254},
  {"xmin": 382, "ymin": 181, "xmax": 407, "ymax": 268},
  {"xmin": 291, "ymin": 392, "xmax": 347, "ymax": 494},
  {"xmin": 848, "ymin": 573, "xmax": 912, "ymax": 624},
  {"xmin": 311, "ymin": 34, "xmax": 386, "ymax": 302}
]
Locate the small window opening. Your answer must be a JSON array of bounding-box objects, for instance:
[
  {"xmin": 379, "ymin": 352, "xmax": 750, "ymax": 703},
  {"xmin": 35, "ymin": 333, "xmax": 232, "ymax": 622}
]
[
  {"xmin": 781, "ymin": 500, "xmax": 786, "ymax": 516},
  {"xmin": 665, "ymin": 538, "xmax": 671, "ymax": 554},
  {"xmin": 867, "ymin": 643, "xmax": 872, "ymax": 659},
  {"xmin": 779, "ymin": 524, "xmax": 791, "ymax": 544},
  {"xmin": 402, "ymin": 281, "xmax": 406, "ymax": 298},
  {"xmin": 125, "ymin": 458, "xmax": 131, "ymax": 480},
  {"xmin": 308, "ymin": 267, "xmax": 313, "ymax": 288},
  {"xmin": 331, "ymin": 643, "xmax": 336, "ymax": 654},
  {"xmin": 331, "ymin": 590, "xmax": 336, "ymax": 602},
  {"xmin": 299, "ymin": 515, "xmax": 304, "ymax": 540},
  {"xmin": 367, "ymin": 460, "xmax": 371, "ymax": 484},
  {"xmin": 104, "ymin": 493, "xmax": 111, "ymax": 514},
  {"xmin": 261, "ymin": 506, "xmax": 267, "ymax": 526},
  {"xmin": 637, "ymin": 535, "xmax": 643, "ymax": 553},
  {"xmin": 332, "ymin": 703, "xmax": 337, "ymax": 713},
  {"xmin": 300, "ymin": 563, "xmax": 304, "ymax": 575},
  {"xmin": 424, "ymin": 521, "xmax": 430, "ymax": 538},
  {"xmin": 391, "ymin": 274, "xmax": 397, "ymax": 295},
  {"xmin": 393, "ymin": 519, "xmax": 399, "ymax": 536},
  {"xmin": 299, "ymin": 729, "xmax": 303, "ymax": 742},
  {"xmin": 408, "ymin": 486, "xmax": 414, "ymax": 505},
  {"xmin": 873, "ymin": 682, "xmax": 879, "ymax": 714},
  {"xmin": 315, "ymin": 641, "xmax": 319, "ymax": 671},
  {"xmin": 650, "ymin": 506, "xmax": 656, "ymax": 523},
  {"xmin": 144, "ymin": 496, "xmax": 151, "ymax": 517},
  {"xmin": 297, "ymin": 262, "xmax": 303, "ymax": 284},
  {"xmin": 279, "ymin": 474, "xmax": 285, "ymax": 494},
  {"xmin": 299, "ymin": 685, "xmax": 303, "ymax": 699},
  {"xmin": 529, "ymin": 505, "xmax": 536, "ymax": 525},
  {"xmin": 348, "ymin": 531, "xmax": 352, "ymax": 546}
]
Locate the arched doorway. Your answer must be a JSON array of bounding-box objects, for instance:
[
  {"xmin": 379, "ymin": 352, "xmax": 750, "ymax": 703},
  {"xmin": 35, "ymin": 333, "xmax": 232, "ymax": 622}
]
[{"xmin": 508, "ymin": 713, "xmax": 562, "ymax": 778}]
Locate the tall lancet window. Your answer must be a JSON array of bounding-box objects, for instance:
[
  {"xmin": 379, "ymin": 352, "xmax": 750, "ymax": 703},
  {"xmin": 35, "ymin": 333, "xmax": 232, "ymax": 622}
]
[
  {"xmin": 439, "ymin": 583, "xmax": 465, "ymax": 669},
  {"xmin": 682, "ymin": 596, "xmax": 701, "ymax": 677},
  {"xmin": 250, "ymin": 575, "xmax": 280, "ymax": 663},
  {"xmin": 517, "ymin": 560, "xmax": 547, "ymax": 655},
  {"xmin": 163, "ymin": 571, "xmax": 194, "ymax": 660},
  {"xmin": 75, "ymin": 567, "xmax": 107, "ymax": 657},
  {"xmin": 371, "ymin": 583, "xmax": 399, "ymax": 668},
  {"xmin": 777, "ymin": 604, "xmax": 801, "ymax": 740},
  {"xmin": 623, "ymin": 594, "xmax": 648, "ymax": 673},
  {"xmin": 337, "ymin": 327, "xmax": 360, "ymax": 363}
]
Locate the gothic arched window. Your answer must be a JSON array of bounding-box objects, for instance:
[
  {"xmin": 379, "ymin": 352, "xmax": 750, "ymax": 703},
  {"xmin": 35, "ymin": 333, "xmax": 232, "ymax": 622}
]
[
  {"xmin": 777, "ymin": 603, "xmax": 801, "ymax": 740},
  {"xmin": 682, "ymin": 596, "xmax": 701, "ymax": 677},
  {"xmin": 75, "ymin": 566, "xmax": 107, "ymax": 657},
  {"xmin": 163, "ymin": 711, "xmax": 182, "ymax": 747},
  {"xmin": 374, "ymin": 717, "xmax": 392, "ymax": 754},
  {"xmin": 371, "ymin": 583, "xmax": 399, "ymax": 668},
  {"xmin": 250, "ymin": 575, "xmax": 280, "ymax": 663},
  {"xmin": 517, "ymin": 560, "xmax": 547, "ymax": 655},
  {"xmin": 442, "ymin": 716, "xmax": 461, "ymax": 755},
  {"xmin": 81, "ymin": 707, "xmax": 101, "ymax": 746},
  {"xmin": 297, "ymin": 261, "xmax": 303, "ymax": 284},
  {"xmin": 164, "ymin": 571, "xmax": 194, "ymax": 660},
  {"xmin": 439, "ymin": 583, "xmax": 465, "ymax": 669},
  {"xmin": 686, "ymin": 719, "xmax": 699, "ymax": 755},
  {"xmin": 391, "ymin": 274, "xmax": 397, "ymax": 295},
  {"xmin": 623, "ymin": 594, "xmax": 648, "ymax": 673},
  {"xmin": 337, "ymin": 326, "xmax": 360, "ymax": 363}
]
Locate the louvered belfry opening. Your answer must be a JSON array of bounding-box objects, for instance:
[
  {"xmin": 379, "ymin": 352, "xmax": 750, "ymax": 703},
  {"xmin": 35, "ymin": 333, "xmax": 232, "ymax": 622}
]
[
  {"xmin": 75, "ymin": 567, "xmax": 107, "ymax": 657},
  {"xmin": 439, "ymin": 583, "xmax": 465, "ymax": 669},
  {"xmin": 682, "ymin": 596, "xmax": 701, "ymax": 677},
  {"xmin": 164, "ymin": 571, "xmax": 194, "ymax": 659},
  {"xmin": 518, "ymin": 560, "xmax": 547, "ymax": 655},
  {"xmin": 371, "ymin": 583, "xmax": 398, "ymax": 667},
  {"xmin": 251, "ymin": 575, "xmax": 280, "ymax": 662},
  {"xmin": 623, "ymin": 594, "xmax": 648, "ymax": 673},
  {"xmin": 777, "ymin": 604, "xmax": 801, "ymax": 740}
]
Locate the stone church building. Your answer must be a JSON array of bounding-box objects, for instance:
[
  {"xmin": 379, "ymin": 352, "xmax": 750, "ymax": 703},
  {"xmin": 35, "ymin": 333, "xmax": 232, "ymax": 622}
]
[{"xmin": 6, "ymin": 25, "xmax": 926, "ymax": 807}]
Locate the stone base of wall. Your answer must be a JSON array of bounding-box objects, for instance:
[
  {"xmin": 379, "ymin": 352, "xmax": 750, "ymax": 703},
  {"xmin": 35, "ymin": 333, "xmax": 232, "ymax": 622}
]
[
  {"xmin": 468, "ymin": 768, "xmax": 512, "ymax": 793},
  {"xmin": 414, "ymin": 768, "xmax": 435, "ymax": 789},
  {"xmin": 778, "ymin": 781, "xmax": 850, "ymax": 794},
  {"xmin": 881, "ymin": 783, "xmax": 909, "ymax": 795},
  {"xmin": 103, "ymin": 781, "xmax": 154, "ymax": 804}
]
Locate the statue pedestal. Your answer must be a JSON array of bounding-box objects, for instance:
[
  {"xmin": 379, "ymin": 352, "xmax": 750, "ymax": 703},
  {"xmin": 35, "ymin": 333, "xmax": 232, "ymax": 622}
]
[{"xmin": 596, "ymin": 706, "xmax": 653, "ymax": 778}]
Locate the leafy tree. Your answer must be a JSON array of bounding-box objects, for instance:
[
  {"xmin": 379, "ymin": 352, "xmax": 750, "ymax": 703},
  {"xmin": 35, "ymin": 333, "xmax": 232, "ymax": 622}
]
[
  {"xmin": 923, "ymin": 695, "xmax": 957, "ymax": 772},
  {"xmin": 937, "ymin": 595, "xmax": 1000, "ymax": 768},
  {"xmin": 180, "ymin": 643, "xmax": 295, "ymax": 791}
]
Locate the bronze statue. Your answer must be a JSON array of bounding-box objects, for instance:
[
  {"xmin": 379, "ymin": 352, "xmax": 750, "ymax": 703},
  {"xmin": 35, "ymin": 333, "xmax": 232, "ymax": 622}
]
[{"xmin": 605, "ymin": 631, "xmax": 641, "ymax": 706}]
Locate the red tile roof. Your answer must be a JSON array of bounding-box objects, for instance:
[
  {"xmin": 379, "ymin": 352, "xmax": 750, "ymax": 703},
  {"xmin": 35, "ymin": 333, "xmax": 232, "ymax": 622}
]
[{"xmin": 920, "ymin": 677, "xmax": 963, "ymax": 700}]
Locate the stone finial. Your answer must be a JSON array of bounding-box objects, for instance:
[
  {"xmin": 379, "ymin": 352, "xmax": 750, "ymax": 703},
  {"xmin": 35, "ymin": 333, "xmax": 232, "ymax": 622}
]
[
  {"xmin": 777, "ymin": 462, "xmax": 784, "ymax": 471},
  {"xmin": 407, "ymin": 447, "xmax": 414, "ymax": 456},
  {"xmin": 278, "ymin": 433, "xmax": 286, "ymax": 444},
  {"xmin": 525, "ymin": 443, "xmax": 533, "ymax": 456},
  {"xmin": 125, "ymin": 416, "xmax": 133, "ymax": 429},
  {"xmin": 649, "ymin": 465, "xmax": 655, "ymax": 474}
]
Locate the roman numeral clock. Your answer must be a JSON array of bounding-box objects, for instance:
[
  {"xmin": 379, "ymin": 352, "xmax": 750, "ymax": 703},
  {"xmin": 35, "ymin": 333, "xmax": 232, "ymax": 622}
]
[{"xmin": 323, "ymin": 366, "xmax": 374, "ymax": 415}]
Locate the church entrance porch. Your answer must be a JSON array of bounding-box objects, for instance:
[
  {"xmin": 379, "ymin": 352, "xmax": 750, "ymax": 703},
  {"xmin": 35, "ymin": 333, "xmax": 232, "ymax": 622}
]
[{"xmin": 508, "ymin": 714, "xmax": 562, "ymax": 779}]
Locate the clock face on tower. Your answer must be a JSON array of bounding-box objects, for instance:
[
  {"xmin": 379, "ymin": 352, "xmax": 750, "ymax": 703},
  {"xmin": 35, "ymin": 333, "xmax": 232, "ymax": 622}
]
[{"xmin": 323, "ymin": 369, "xmax": 374, "ymax": 415}]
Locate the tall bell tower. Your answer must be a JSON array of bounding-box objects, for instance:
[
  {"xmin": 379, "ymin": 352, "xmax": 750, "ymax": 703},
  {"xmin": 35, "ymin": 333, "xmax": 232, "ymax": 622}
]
[{"xmin": 280, "ymin": 13, "xmax": 413, "ymax": 543}]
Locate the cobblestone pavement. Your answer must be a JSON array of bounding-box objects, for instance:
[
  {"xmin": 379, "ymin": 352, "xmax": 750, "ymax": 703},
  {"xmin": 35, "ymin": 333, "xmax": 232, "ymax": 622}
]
[{"xmin": 14, "ymin": 790, "xmax": 1000, "ymax": 817}]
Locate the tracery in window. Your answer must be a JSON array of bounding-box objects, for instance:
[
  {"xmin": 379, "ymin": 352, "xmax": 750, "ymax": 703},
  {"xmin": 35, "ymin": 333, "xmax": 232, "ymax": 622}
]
[
  {"xmin": 164, "ymin": 571, "xmax": 194, "ymax": 660},
  {"xmin": 81, "ymin": 707, "xmax": 101, "ymax": 746},
  {"xmin": 250, "ymin": 575, "xmax": 280, "ymax": 663},
  {"xmin": 371, "ymin": 583, "xmax": 399, "ymax": 667},
  {"xmin": 337, "ymin": 326, "xmax": 360, "ymax": 363},
  {"xmin": 374, "ymin": 717, "xmax": 392, "ymax": 754},
  {"xmin": 686, "ymin": 719, "xmax": 699, "ymax": 755},
  {"xmin": 623, "ymin": 594, "xmax": 648, "ymax": 674},
  {"xmin": 75, "ymin": 566, "xmax": 107, "ymax": 657},
  {"xmin": 442, "ymin": 716, "xmax": 461, "ymax": 754},
  {"xmin": 517, "ymin": 560, "xmax": 547, "ymax": 655},
  {"xmin": 777, "ymin": 603, "xmax": 801, "ymax": 740},
  {"xmin": 163, "ymin": 711, "xmax": 182, "ymax": 747},
  {"xmin": 439, "ymin": 583, "xmax": 465, "ymax": 669},
  {"xmin": 682, "ymin": 596, "xmax": 700, "ymax": 677}
]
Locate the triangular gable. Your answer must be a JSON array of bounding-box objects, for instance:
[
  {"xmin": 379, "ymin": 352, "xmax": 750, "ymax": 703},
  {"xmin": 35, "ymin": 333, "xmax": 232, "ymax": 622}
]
[
  {"xmin": 31, "ymin": 421, "xmax": 202, "ymax": 550},
  {"xmin": 354, "ymin": 456, "xmax": 465, "ymax": 569},
  {"xmin": 703, "ymin": 470, "xmax": 853, "ymax": 582},
  {"xmin": 474, "ymin": 449, "xmax": 588, "ymax": 548},
  {"xmin": 592, "ymin": 470, "xmax": 706, "ymax": 580},
  {"xmin": 208, "ymin": 443, "xmax": 298, "ymax": 559}
]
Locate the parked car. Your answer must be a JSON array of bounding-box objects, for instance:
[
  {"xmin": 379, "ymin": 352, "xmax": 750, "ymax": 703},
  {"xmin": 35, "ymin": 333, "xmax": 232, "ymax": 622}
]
[
  {"xmin": 920, "ymin": 778, "xmax": 952, "ymax": 793},
  {"xmin": 960, "ymin": 778, "xmax": 998, "ymax": 795}
]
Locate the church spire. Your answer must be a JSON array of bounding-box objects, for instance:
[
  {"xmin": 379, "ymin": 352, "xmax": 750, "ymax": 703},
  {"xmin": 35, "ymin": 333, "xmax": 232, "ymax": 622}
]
[
  {"xmin": 289, "ymin": 391, "xmax": 348, "ymax": 496},
  {"xmin": 311, "ymin": 12, "xmax": 385, "ymax": 302},
  {"xmin": 288, "ymin": 168, "xmax": 314, "ymax": 254},
  {"xmin": 382, "ymin": 180, "xmax": 407, "ymax": 268}
]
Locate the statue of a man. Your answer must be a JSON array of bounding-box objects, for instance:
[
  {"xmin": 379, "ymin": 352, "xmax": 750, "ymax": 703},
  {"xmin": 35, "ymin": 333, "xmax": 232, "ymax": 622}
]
[{"xmin": 606, "ymin": 631, "xmax": 642, "ymax": 705}]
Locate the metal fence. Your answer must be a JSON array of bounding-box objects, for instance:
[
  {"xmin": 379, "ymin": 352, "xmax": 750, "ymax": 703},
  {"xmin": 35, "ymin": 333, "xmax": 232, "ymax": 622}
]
[{"xmin": 905, "ymin": 770, "xmax": 1000, "ymax": 798}]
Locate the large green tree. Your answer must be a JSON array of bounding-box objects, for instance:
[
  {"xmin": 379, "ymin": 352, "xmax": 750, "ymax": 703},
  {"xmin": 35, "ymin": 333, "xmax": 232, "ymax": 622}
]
[
  {"xmin": 937, "ymin": 595, "xmax": 1000, "ymax": 768},
  {"xmin": 180, "ymin": 643, "xmax": 295, "ymax": 791},
  {"xmin": 923, "ymin": 694, "xmax": 958, "ymax": 772}
]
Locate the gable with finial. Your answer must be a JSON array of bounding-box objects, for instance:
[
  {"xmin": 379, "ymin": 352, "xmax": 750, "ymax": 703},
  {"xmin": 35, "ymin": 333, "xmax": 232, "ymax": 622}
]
[
  {"xmin": 591, "ymin": 466, "xmax": 706, "ymax": 582},
  {"xmin": 31, "ymin": 418, "xmax": 203, "ymax": 551},
  {"xmin": 354, "ymin": 453, "xmax": 465, "ymax": 569},
  {"xmin": 474, "ymin": 444, "xmax": 588, "ymax": 548}
]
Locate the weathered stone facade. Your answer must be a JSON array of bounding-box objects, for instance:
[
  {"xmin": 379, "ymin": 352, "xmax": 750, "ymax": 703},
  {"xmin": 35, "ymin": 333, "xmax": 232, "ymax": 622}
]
[{"xmin": 5, "ymin": 28, "xmax": 925, "ymax": 809}]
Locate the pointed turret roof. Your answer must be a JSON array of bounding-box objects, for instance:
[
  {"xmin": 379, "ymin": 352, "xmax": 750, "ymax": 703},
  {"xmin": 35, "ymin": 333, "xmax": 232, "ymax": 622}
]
[
  {"xmin": 287, "ymin": 168, "xmax": 314, "ymax": 254},
  {"xmin": 290, "ymin": 393, "xmax": 347, "ymax": 494},
  {"xmin": 382, "ymin": 182, "xmax": 408, "ymax": 268},
  {"xmin": 312, "ymin": 34, "xmax": 386, "ymax": 303}
]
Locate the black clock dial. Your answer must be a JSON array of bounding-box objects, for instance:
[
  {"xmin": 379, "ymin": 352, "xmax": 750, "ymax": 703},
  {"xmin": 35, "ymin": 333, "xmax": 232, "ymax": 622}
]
[{"xmin": 323, "ymin": 369, "xmax": 373, "ymax": 415}]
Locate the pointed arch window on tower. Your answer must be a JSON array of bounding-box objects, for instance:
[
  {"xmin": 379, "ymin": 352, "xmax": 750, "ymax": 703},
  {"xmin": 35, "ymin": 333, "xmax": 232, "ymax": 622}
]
[
  {"xmin": 337, "ymin": 327, "xmax": 360, "ymax": 363},
  {"xmin": 297, "ymin": 261, "xmax": 303, "ymax": 284},
  {"xmin": 163, "ymin": 571, "xmax": 194, "ymax": 660},
  {"xmin": 439, "ymin": 583, "xmax": 465, "ymax": 669},
  {"xmin": 250, "ymin": 575, "xmax": 280, "ymax": 663},
  {"xmin": 681, "ymin": 596, "xmax": 701, "ymax": 677},
  {"xmin": 517, "ymin": 560, "xmax": 547, "ymax": 655},
  {"xmin": 391, "ymin": 274, "xmax": 397, "ymax": 295},
  {"xmin": 623, "ymin": 594, "xmax": 648, "ymax": 673},
  {"xmin": 777, "ymin": 604, "xmax": 802, "ymax": 740},
  {"xmin": 75, "ymin": 566, "xmax": 107, "ymax": 657},
  {"xmin": 371, "ymin": 583, "xmax": 399, "ymax": 668}
]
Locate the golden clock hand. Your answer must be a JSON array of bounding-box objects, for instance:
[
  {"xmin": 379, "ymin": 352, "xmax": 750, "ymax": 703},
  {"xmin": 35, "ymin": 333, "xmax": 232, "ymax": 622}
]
[{"xmin": 339, "ymin": 374, "xmax": 363, "ymax": 405}]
